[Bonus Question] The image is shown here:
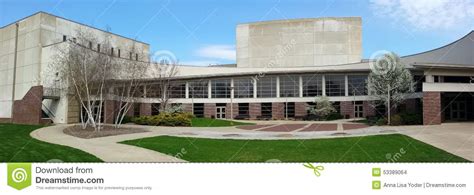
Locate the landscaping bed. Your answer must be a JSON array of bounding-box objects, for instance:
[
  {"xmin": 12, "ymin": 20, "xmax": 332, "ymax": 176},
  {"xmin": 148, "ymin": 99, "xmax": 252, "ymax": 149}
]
[{"xmin": 64, "ymin": 125, "xmax": 149, "ymax": 139}]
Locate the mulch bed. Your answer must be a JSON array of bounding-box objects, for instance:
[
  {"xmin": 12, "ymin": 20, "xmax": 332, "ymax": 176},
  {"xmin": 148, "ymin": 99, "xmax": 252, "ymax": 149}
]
[{"xmin": 64, "ymin": 125, "xmax": 149, "ymax": 139}]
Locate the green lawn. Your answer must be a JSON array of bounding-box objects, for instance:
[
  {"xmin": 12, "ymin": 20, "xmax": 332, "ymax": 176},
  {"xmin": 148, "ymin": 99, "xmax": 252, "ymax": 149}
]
[
  {"xmin": 191, "ymin": 118, "xmax": 254, "ymax": 127},
  {"xmin": 121, "ymin": 134, "xmax": 468, "ymax": 162},
  {"xmin": 0, "ymin": 123, "xmax": 102, "ymax": 162}
]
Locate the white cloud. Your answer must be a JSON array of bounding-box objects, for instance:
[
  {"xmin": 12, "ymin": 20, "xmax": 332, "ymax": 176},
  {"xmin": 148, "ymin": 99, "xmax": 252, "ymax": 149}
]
[
  {"xmin": 195, "ymin": 45, "xmax": 236, "ymax": 61},
  {"xmin": 370, "ymin": 0, "xmax": 474, "ymax": 30}
]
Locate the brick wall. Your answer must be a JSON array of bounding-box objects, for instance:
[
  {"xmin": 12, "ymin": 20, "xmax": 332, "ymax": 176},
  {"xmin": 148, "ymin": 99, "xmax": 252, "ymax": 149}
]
[
  {"xmin": 249, "ymin": 103, "xmax": 261, "ymax": 119},
  {"xmin": 295, "ymin": 102, "xmax": 307, "ymax": 117},
  {"xmin": 340, "ymin": 101, "xmax": 353, "ymax": 119},
  {"xmin": 363, "ymin": 101, "xmax": 376, "ymax": 117},
  {"xmin": 204, "ymin": 103, "xmax": 216, "ymax": 118},
  {"xmin": 12, "ymin": 86, "xmax": 43, "ymax": 125},
  {"xmin": 226, "ymin": 103, "xmax": 238, "ymax": 119},
  {"xmin": 423, "ymin": 92, "xmax": 442, "ymax": 125},
  {"xmin": 140, "ymin": 103, "xmax": 151, "ymax": 116},
  {"xmin": 272, "ymin": 102, "xmax": 284, "ymax": 120},
  {"xmin": 182, "ymin": 103, "xmax": 193, "ymax": 113},
  {"xmin": 104, "ymin": 100, "xmax": 116, "ymax": 124}
]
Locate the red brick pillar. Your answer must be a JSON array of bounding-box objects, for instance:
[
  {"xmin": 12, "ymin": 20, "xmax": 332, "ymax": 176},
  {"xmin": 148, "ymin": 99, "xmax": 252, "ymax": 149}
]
[
  {"xmin": 12, "ymin": 86, "xmax": 43, "ymax": 125},
  {"xmin": 340, "ymin": 101, "xmax": 353, "ymax": 118},
  {"xmin": 272, "ymin": 102, "xmax": 285, "ymax": 120},
  {"xmin": 363, "ymin": 101, "xmax": 376, "ymax": 117},
  {"xmin": 140, "ymin": 103, "xmax": 151, "ymax": 116},
  {"xmin": 182, "ymin": 103, "xmax": 193, "ymax": 113},
  {"xmin": 104, "ymin": 100, "xmax": 116, "ymax": 124},
  {"xmin": 423, "ymin": 92, "xmax": 442, "ymax": 125},
  {"xmin": 204, "ymin": 103, "xmax": 216, "ymax": 118},
  {"xmin": 295, "ymin": 102, "xmax": 307, "ymax": 118},
  {"xmin": 249, "ymin": 103, "xmax": 261, "ymax": 119},
  {"xmin": 125, "ymin": 103, "xmax": 134, "ymax": 117},
  {"xmin": 226, "ymin": 103, "xmax": 238, "ymax": 119}
]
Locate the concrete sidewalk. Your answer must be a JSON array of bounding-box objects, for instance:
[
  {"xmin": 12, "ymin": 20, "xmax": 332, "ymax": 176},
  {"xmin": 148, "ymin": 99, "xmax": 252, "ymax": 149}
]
[
  {"xmin": 30, "ymin": 122, "xmax": 474, "ymax": 162},
  {"xmin": 30, "ymin": 125, "xmax": 186, "ymax": 162}
]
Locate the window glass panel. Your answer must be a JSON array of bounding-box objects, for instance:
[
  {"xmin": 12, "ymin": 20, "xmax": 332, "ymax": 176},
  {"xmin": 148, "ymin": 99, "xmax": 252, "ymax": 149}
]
[
  {"xmin": 348, "ymin": 75, "xmax": 368, "ymax": 96},
  {"xmin": 211, "ymin": 79, "xmax": 231, "ymax": 98},
  {"xmin": 189, "ymin": 80, "xmax": 208, "ymax": 98},
  {"xmin": 280, "ymin": 75, "xmax": 299, "ymax": 97},
  {"xmin": 257, "ymin": 76, "xmax": 277, "ymax": 98},
  {"xmin": 146, "ymin": 84, "xmax": 162, "ymax": 98},
  {"xmin": 302, "ymin": 74, "xmax": 322, "ymax": 97},
  {"xmin": 325, "ymin": 75, "xmax": 345, "ymax": 96},
  {"xmin": 234, "ymin": 78, "xmax": 254, "ymax": 98},
  {"xmin": 168, "ymin": 81, "xmax": 186, "ymax": 98}
]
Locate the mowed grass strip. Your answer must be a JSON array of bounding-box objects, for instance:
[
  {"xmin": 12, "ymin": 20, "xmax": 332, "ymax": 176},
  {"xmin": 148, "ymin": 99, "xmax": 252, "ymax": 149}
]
[
  {"xmin": 0, "ymin": 123, "xmax": 102, "ymax": 162},
  {"xmin": 121, "ymin": 134, "xmax": 468, "ymax": 162}
]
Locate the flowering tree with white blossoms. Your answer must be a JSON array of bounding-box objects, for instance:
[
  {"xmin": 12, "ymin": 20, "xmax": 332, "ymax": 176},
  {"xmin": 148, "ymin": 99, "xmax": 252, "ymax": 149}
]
[{"xmin": 367, "ymin": 52, "xmax": 414, "ymax": 125}]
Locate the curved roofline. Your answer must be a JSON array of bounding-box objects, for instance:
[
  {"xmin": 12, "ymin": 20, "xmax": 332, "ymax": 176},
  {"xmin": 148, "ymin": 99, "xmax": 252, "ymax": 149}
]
[
  {"xmin": 237, "ymin": 17, "xmax": 361, "ymax": 26},
  {"xmin": 0, "ymin": 11, "xmax": 149, "ymax": 45},
  {"xmin": 401, "ymin": 30, "xmax": 473, "ymax": 58}
]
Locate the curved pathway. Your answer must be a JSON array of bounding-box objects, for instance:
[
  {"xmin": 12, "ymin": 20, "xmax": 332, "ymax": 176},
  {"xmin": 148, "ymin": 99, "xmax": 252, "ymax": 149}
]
[
  {"xmin": 30, "ymin": 122, "xmax": 474, "ymax": 162},
  {"xmin": 31, "ymin": 125, "xmax": 186, "ymax": 162}
]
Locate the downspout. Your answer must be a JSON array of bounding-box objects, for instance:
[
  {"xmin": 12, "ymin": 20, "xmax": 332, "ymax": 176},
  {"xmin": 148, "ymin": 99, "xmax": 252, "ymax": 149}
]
[{"xmin": 10, "ymin": 23, "xmax": 19, "ymax": 122}]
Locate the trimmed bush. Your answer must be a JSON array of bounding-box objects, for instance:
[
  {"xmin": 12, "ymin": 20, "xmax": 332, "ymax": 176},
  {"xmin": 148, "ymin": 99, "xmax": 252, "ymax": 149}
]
[
  {"xmin": 376, "ymin": 118, "xmax": 387, "ymax": 126},
  {"xmin": 399, "ymin": 112, "xmax": 423, "ymax": 125},
  {"xmin": 131, "ymin": 112, "xmax": 194, "ymax": 126},
  {"xmin": 325, "ymin": 113, "xmax": 343, "ymax": 121},
  {"xmin": 390, "ymin": 114, "xmax": 402, "ymax": 126}
]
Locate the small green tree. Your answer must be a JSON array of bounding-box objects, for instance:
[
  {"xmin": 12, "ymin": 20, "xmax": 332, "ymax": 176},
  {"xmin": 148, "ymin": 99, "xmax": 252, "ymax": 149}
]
[
  {"xmin": 308, "ymin": 96, "xmax": 336, "ymax": 119},
  {"xmin": 367, "ymin": 52, "xmax": 414, "ymax": 125}
]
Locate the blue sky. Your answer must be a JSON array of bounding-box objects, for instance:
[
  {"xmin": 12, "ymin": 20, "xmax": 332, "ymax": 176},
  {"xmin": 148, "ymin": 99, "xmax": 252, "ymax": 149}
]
[{"xmin": 1, "ymin": 0, "xmax": 473, "ymax": 65}]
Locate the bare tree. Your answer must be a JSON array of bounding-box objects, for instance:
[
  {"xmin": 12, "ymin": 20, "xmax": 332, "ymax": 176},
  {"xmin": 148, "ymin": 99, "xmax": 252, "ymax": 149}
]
[
  {"xmin": 147, "ymin": 58, "xmax": 179, "ymax": 112},
  {"xmin": 110, "ymin": 44, "xmax": 149, "ymax": 128},
  {"xmin": 52, "ymin": 28, "xmax": 116, "ymax": 131}
]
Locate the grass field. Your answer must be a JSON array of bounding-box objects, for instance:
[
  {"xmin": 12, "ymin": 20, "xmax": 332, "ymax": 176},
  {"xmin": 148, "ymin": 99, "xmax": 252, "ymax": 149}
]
[
  {"xmin": 0, "ymin": 123, "xmax": 102, "ymax": 162},
  {"xmin": 191, "ymin": 118, "xmax": 254, "ymax": 127},
  {"xmin": 121, "ymin": 134, "xmax": 468, "ymax": 162}
]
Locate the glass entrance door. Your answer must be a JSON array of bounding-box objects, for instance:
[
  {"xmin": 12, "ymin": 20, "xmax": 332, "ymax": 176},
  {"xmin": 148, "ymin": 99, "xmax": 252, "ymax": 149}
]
[
  {"xmin": 216, "ymin": 107, "xmax": 226, "ymax": 119},
  {"xmin": 451, "ymin": 101, "xmax": 467, "ymax": 121}
]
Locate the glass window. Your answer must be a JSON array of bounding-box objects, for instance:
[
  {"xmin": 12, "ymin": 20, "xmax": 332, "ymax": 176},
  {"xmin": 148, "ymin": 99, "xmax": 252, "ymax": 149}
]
[
  {"xmin": 168, "ymin": 81, "xmax": 186, "ymax": 98},
  {"xmin": 302, "ymin": 74, "xmax": 322, "ymax": 97},
  {"xmin": 348, "ymin": 75, "xmax": 368, "ymax": 96},
  {"xmin": 189, "ymin": 80, "xmax": 208, "ymax": 98},
  {"xmin": 234, "ymin": 78, "xmax": 254, "ymax": 98},
  {"xmin": 325, "ymin": 75, "xmax": 345, "ymax": 96},
  {"xmin": 257, "ymin": 76, "xmax": 277, "ymax": 98},
  {"xmin": 211, "ymin": 79, "xmax": 231, "ymax": 98},
  {"xmin": 146, "ymin": 84, "xmax": 162, "ymax": 98},
  {"xmin": 193, "ymin": 103, "xmax": 204, "ymax": 117},
  {"xmin": 261, "ymin": 103, "xmax": 272, "ymax": 117},
  {"xmin": 151, "ymin": 103, "xmax": 160, "ymax": 115},
  {"xmin": 238, "ymin": 103, "xmax": 249, "ymax": 116},
  {"xmin": 280, "ymin": 75, "xmax": 299, "ymax": 97}
]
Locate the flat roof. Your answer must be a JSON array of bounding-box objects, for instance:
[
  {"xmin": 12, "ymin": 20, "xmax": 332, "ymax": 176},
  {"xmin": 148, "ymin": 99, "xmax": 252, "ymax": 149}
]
[{"xmin": 0, "ymin": 11, "xmax": 149, "ymax": 46}]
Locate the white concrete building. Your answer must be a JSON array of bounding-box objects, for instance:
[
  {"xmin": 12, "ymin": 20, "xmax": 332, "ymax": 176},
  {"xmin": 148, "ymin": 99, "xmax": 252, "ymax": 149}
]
[{"xmin": 1, "ymin": 12, "xmax": 473, "ymax": 125}]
